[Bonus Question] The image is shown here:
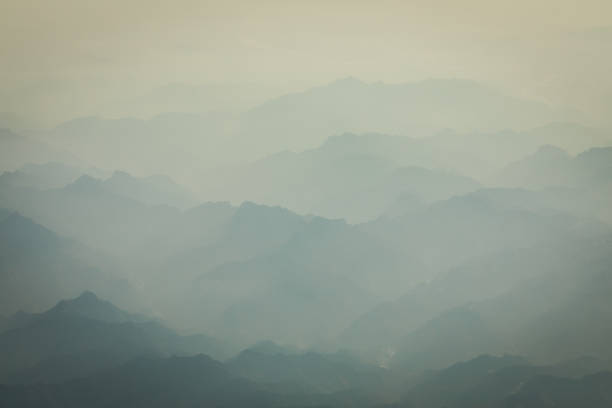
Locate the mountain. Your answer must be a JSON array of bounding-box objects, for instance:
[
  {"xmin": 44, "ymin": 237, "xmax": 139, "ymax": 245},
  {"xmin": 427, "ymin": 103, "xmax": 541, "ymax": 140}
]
[
  {"xmin": 0, "ymin": 292, "xmax": 231, "ymax": 384},
  {"xmin": 4, "ymin": 171, "xmax": 607, "ymax": 350},
  {"xmin": 0, "ymin": 290, "xmax": 139, "ymax": 335},
  {"xmin": 339, "ymin": 243, "xmax": 553, "ymax": 358},
  {"xmin": 402, "ymin": 354, "xmax": 531, "ymax": 408},
  {"xmin": 183, "ymin": 214, "xmax": 424, "ymax": 347},
  {"xmin": 0, "ymin": 183, "xmax": 420, "ymax": 345},
  {"xmin": 30, "ymin": 79, "xmax": 581, "ymax": 181},
  {"xmin": 380, "ymin": 234, "xmax": 612, "ymax": 370},
  {"xmin": 427, "ymin": 123, "xmax": 612, "ymax": 179},
  {"xmin": 101, "ymin": 171, "xmax": 198, "ymax": 209},
  {"xmin": 361, "ymin": 190, "xmax": 607, "ymax": 274},
  {"xmin": 2, "ymin": 176, "xmax": 367, "ymax": 340},
  {"xmin": 59, "ymin": 171, "xmax": 199, "ymax": 209},
  {"xmin": 0, "ymin": 347, "xmax": 394, "ymax": 408},
  {"xmin": 0, "ymin": 179, "xmax": 368, "ymax": 343},
  {"xmin": 203, "ymin": 133, "xmax": 481, "ymax": 222},
  {"xmin": 0, "ymin": 354, "xmax": 277, "ymax": 408},
  {"xmin": 5, "ymin": 351, "xmax": 608, "ymax": 408},
  {"xmin": 502, "ymin": 372, "xmax": 612, "ymax": 408},
  {"xmin": 238, "ymin": 78, "xmax": 571, "ymax": 156},
  {"xmin": 524, "ymin": 123, "xmax": 612, "ymax": 155},
  {"xmin": 497, "ymin": 145, "xmax": 612, "ymax": 189},
  {"xmin": 496, "ymin": 145, "xmax": 572, "ymax": 188},
  {"xmin": 44, "ymin": 290, "xmax": 146, "ymax": 324},
  {"xmin": 341, "ymin": 225, "xmax": 612, "ymax": 365},
  {"xmin": 0, "ymin": 173, "xmax": 204, "ymax": 260},
  {"xmin": 201, "ymin": 126, "xmax": 611, "ymax": 221},
  {"xmin": 391, "ymin": 306, "xmax": 502, "ymax": 370},
  {"xmin": 37, "ymin": 115, "xmax": 208, "ymax": 183},
  {"xmin": 492, "ymin": 146, "xmax": 612, "ymax": 223},
  {"xmin": 227, "ymin": 346, "xmax": 388, "ymax": 394},
  {"xmin": 399, "ymin": 354, "xmax": 612, "ymax": 408}
]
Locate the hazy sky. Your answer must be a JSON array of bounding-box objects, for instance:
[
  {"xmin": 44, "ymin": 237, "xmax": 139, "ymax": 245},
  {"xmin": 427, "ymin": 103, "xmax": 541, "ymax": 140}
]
[{"xmin": 1, "ymin": 0, "xmax": 611, "ymax": 126}]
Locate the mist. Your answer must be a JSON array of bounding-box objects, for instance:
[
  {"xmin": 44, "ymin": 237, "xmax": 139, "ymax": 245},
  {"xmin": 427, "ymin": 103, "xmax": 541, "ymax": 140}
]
[{"xmin": 1, "ymin": 1, "xmax": 612, "ymax": 407}]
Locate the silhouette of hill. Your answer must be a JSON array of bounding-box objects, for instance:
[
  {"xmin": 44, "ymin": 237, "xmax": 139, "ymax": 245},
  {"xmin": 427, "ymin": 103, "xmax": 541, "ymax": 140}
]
[{"xmin": 0, "ymin": 292, "xmax": 231, "ymax": 384}]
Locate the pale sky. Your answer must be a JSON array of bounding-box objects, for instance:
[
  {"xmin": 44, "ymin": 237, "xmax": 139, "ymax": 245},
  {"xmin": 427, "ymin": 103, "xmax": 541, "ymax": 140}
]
[{"xmin": 1, "ymin": 0, "xmax": 611, "ymax": 126}]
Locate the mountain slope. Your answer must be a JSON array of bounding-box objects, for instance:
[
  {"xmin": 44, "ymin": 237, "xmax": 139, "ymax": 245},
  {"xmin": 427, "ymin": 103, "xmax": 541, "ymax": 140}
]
[
  {"xmin": 497, "ymin": 146, "xmax": 612, "ymax": 189},
  {"xmin": 0, "ymin": 212, "xmax": 133, "ymax": 315},
  {"xmin": 400, "ymin": 354, "xmax": 612, "ymax": 408},
  {"xmin": 384, "ymin": 234, "xmax": 612, "ymax": 370},
  {"xmin": 227, "ymin": 346, "xmax": 388, "ymax": 394},
  {"xmin": 0, "ymin": 354, "xmax": 277, "ymax": 408}
]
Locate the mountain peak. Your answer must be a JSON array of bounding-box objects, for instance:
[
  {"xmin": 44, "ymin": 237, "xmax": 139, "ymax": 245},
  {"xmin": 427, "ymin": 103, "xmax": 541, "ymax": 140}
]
[
  {"xmin": 64, "ymin": 174, "xmax": 103, "ymax": 192},
  {"xmin": 533, "ymin": 144, "xmax": 569, "ymax": 158},
  {"xmin": 46, "ymin": 291, "xmax": 137, "ymax": 324},
  {"xmin": 75, "ymin": 290, "xmax": 99, "ymax": 302},
  {"xmin": 109, "ymin": 170, "xmax": 133, "ymax": 180},
  {"xmin": 232, "ymin": 201, "xmax": 304, "ymax": 229}
]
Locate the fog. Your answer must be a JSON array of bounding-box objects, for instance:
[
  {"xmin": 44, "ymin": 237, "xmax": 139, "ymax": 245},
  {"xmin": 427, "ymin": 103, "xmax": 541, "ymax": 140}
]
[
  {"xmin": 2, "ymin": 0, "xmax": 612, "ymax": 126},
  {"xmin": 1, "ymin": 1, "xmax": 612, "ymax": 407}
]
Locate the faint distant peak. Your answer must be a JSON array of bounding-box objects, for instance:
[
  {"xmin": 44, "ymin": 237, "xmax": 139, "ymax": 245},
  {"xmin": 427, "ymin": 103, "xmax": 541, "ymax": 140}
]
[
  {"xmin": 230, "ymin": 201, "xmax": 305, "ymax": 232},
  {"xmin": 533, "ymin": 144, "xmax": 570, "ymax": 158},
  {"xmin": 110, "ymin": 170, "xmax": 132, "ymax": 179},
  {"xmin": 105, "ymin": 170, "xmax": 140, "ymax": 186},
  {"xmin": 63, "ymin": 174, "xmax": 103, "ymax": 192},
  {"xmin": 76, "ymin": 290, "xmax": 99, "ymax": 301},
  {"xmin": 235, "ymin": 201, "xmax": 295, "ymax": 219},
  {"xmin": 50, "ymin": 290, "xmax": 103, "ymax": 311},
  {"xmin": 327, "ymin": 76, "xmax": 367, "ymax": 88},
  {"xmin": 238, "ymin": 200, "xmax": 277, "ymax": 212}
]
